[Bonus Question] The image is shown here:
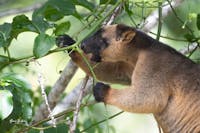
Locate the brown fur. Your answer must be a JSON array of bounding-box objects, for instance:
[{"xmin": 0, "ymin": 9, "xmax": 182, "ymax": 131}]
[{"xmin": 70, "ymin": 24, "xmax": 200, "ymax": 133}]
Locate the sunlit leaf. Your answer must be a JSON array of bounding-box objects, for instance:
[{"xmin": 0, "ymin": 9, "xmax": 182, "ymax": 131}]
[
  {"xmin": 11, "ymin": 15, "xmax": 38, "ymax": 38},
  {"xmin": 2, "ymin": 74, "xmax": 31, "ymax": 90},
  {"xmin": 0, "ymin": 23, "xmax": 12, "ymax": 40},
  {"xmin": 0, "ymin": 90, "xmax": 13, "ymax": 120},
  {"xmin": 0, "ymin": 74, "xmax": 32, "ymax": 132},
  {"xmin": 0, "ymin": 33, "xmax": 7, "ymax": 48},
  {"xmin": 72, "ymin": 0, "xmax": 95, "ymax": 11},
  {"xmin": 33, "ymin": 34, "xmax": 55, "ymax": 58},
  {"xmin": 54, "ymin": 21, "xmax": 71, "ymax": 35},
  {"xmin": 43, "ymin": 5, "xmax": 64, "ymax": 21},
  {"xmin": 35, "ymin": 0, "xmax": 76, "ymax": 21},
  {"xmin": 0, "ymin": 23, "xmax": 12, "ymax": 47},
  {"xmin": 32, "ymin": 15, "xmax": 53, "ymax": 33}
]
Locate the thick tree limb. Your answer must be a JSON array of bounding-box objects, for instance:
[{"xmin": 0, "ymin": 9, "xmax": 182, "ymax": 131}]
[
  {"xmin": 0, "ymin": 3, "xmax": 43, "ymax": 18},
  {"xmin": 52, "ymin": 77, "xmax": 93, "ymax": 115},
  {"xmin": 33, "ymin": 60, "xmax": 78, "ymax": 122}
]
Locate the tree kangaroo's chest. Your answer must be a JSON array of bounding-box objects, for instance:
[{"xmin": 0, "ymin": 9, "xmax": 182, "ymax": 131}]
[{"xmin": 155, "ymin": 84, "xmax": 200, "ymax": 133}]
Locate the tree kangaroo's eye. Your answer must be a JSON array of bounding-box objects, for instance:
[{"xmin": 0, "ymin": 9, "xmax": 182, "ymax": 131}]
[{"xmin": 99, "ymin": 38, "xmax": 108, "ymax": 49}]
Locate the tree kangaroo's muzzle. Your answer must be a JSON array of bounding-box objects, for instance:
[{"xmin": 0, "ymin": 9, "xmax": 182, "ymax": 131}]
[{"xmin": 81, "ymin": 30, "xmax": 108, "ymax": 62}]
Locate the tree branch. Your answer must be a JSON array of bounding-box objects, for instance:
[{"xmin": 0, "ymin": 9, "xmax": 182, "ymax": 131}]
[
  {"xmin": 0, "ymin": 3, "xmax": 43, "ymax": 18},
  {"xmin": 69, "ymin": 76, "xmax": 89, "ymax": 133},
  {"xmin": 33, "ymin": 60, "xmax": 78, "ymax": 122},
  {"xmin": 52, "ymin": 77, "xmax": 93, "ymax": 115}
]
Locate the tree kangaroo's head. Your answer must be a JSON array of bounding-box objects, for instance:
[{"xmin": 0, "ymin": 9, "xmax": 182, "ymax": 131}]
[{"xmin": 81, "ymin": 24, "xmax": 136, "ymax": 62}]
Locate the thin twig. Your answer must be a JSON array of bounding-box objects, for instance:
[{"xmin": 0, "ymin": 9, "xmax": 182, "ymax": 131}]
[
  {"xmin": 149, "ymin": 31, "xmax": 188, "ymax": 42},
  {"xmin": 33, "ymin": 60, "xmax": 78, "ymax": 122},
  {"xmin": 37, "ymin": 72, "xmax": 56, "ymax": 127},
  {"xmin": 69, "ymin": 76, "xmax": 89, "ymax": 133},
  {"xmin": 156, "ymin": 2, "xmax": 163, "ymax": 41}
]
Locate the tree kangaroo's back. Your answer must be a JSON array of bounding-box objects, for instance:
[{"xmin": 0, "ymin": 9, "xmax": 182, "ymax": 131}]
[{"xmin": 57, "ymin": 24, "xmax": 200, "ymax": 133}]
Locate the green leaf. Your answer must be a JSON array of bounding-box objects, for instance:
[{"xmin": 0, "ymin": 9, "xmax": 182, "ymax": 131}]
[
  {"xmin": 0, "ymin": 74, "xmax": 32, "ymax": 132},
  {"xmin": 33, "ymin": 34, "xmax": 55, "ymax": 58},
  {"xmin": 22, "ymin": 104, "xmax": 32, "ymax": 120},
  {"xmin": 0, "ymin": 23, "xmax": 12, "ymax": 40},
  {"xmin": 43, "ymin": 5, "xmax": 64, "ymax": 21},
  {"xmin": 35, "ymin": 0, "xmax": 76, "ymax": 21},
  {"xmin": 11, "ymin": 15, "xmax": 38, "ymax": 38},
  {"xmin": 48, "ymin": 0, "xmax": 76, "ymax": 15},
  {"xmin": 54, "ymin": 21, "xmax": 71, "ymax": 35},
  {"xmin": 0, "ymin": 23, "xmax": 12, "ymax": 47},
  {"xmin": 2, "ymin": 73, "xmax": 31, "ymax": 90},
  {"xmin": 32, "ymin": 15, "xmax": 53, "ymax": 33},
  {"xmin": 100, "ymin": 0, "xmax": 117, "ymax": 5},
  {"xmin": 0, "ymin": 90, "xmax": 13, "ymax": 120},
  {"xmin": 124, "ymin": 2, "xmax": 133, "ymax": 16},
  {"xmin": 197, "ymin": 13, "xmax": 200, "ymax": 30},
  {"xmin": 0, "ymin": 33, "xmax": 7, "ymax": 48},
  {"xmin": 184, "ymin": 33, "xmax": 195, "ymax": 42},
  {"xmin": 72, "ymin": 0, "xmax": 95, "ymax": 11}
]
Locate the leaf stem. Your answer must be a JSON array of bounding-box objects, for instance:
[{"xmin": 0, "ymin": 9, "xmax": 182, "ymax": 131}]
[
  {"xmin": 156, "ymin": 2, "xmax": 162, "ymax": 41},
  {"xmin": 6, "ymin": 47, "xmax": 11, "ymax": 61},
  {"xmin": 76, "ymin": 47, "xmax": 97, "ymax": 81}
]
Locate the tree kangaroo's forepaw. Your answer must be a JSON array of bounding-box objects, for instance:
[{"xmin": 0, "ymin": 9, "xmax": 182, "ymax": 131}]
[
  {"xmin": 56, "ymin": 34, "xmax": 76, "ymax": 48},
  {"xmin": 93, "ymin": 82, "xmax": 110, "ymax": 102}
]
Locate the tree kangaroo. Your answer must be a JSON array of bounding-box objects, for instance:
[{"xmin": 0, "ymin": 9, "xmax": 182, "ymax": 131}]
[{"xmin": 56, "ymin": 24, "xmax": 200, "ymax": 133}]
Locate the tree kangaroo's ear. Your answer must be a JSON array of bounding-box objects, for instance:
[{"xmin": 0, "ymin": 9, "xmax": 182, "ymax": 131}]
[
  {"xmin": 115, "ymin": 24, "xmax": 136, "ymax": 44},
  {"xmin": 120, "ymin": 30, "xmax": 136, "ymax": 43}
]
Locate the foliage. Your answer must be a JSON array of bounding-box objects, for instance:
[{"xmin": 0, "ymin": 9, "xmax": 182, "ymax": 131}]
[
  {"xmin": 0, "ymin": 0, "xmax": 199, "ymax": 133},
  {"xmin": 0, "ymin": 74, "xmax": 32, "ymax": 133}
]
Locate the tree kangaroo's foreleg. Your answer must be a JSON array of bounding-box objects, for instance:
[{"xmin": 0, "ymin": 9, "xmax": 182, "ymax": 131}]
[
  {"xmin": 93, "ymin": 82, "xmax": 170, "ymax": 113},
  {"xmin": 70, "ymin": 51, "xmax": 132, "ymax": 85}
]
